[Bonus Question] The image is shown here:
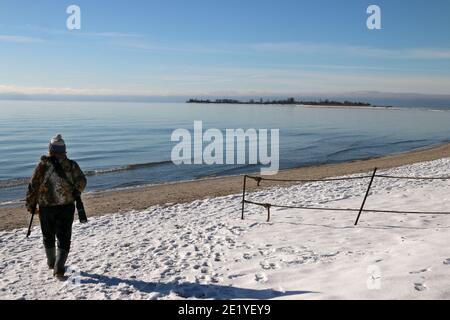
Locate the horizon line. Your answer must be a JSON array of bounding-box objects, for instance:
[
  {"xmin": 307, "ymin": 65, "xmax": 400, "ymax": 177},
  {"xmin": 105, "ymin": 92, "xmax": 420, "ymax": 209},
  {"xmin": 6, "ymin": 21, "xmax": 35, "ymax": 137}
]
[{"xmin": 2, "ymin": 91, "xmax": 450, "ymax": 108}]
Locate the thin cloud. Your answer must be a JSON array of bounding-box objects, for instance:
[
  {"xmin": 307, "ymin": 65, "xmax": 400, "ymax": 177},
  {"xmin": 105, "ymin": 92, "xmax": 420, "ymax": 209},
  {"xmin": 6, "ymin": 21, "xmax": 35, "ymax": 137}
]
[
  {"xmin": 107, "ymin": 39, "xmax": 450, "ymax": 60},
  {"xmin": 408, "ymin": 49, "xmax": 450, "ymax": 59},
  {"xmin": 20, "ymin": 25, "xmax": 143, "ymax": 39},
  {"xmin": 247, "ymin": 42, "xmax": 450, "ymax": 60},
  {"xmin": 0, "ymin": 85, "xmax": 118, "ymax": 96},
  {"xmin": 107, "ymin": 39, "xmax": 234, "ymax": 54},
  {"xmin": 0, "ymin": 35, "xmax": 44, "ymax": 43},
  {"xmin": 2, "ymin": 64, "xmax": 450, "ymax": 96},
  {"xmin": 83, "ymin": 32, "xmax": 144, "ymax": 38},
  {"xmin": 11, "ymin": 24, "xmax": 450, "ymax": 59}
]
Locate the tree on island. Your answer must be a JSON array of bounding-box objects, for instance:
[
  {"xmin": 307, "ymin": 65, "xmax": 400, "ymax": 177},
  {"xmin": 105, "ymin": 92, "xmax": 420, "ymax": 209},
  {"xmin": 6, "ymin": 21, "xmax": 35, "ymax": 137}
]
[{"xmin": 186, "ymin": 97, "xmax": 374, "ymax": 107}]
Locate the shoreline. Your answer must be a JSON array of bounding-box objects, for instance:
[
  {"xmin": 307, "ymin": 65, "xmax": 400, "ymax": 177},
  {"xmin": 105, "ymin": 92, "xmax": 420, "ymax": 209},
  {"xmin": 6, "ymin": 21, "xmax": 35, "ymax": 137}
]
[
  {"xmin": 300, "ymin": 104, "xmax": 395, "ymax": 110},
  {"xmin": 1, "ymin": 142, "xmax": 450, "ymax": 231}
]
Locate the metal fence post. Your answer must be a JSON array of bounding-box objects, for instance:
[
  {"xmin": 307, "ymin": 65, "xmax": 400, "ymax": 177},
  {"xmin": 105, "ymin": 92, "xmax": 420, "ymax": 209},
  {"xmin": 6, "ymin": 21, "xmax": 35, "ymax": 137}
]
[
  {"xmin": 354, "ymin": 168, "xmax": 378, "ymax": 226},
  {"xmin": 266, "ymin": 204, "xmax": 271, "ymax": 222},
  {"xmin": 241, "ymin": 175, "xmax": 247, "ymax": 220}
]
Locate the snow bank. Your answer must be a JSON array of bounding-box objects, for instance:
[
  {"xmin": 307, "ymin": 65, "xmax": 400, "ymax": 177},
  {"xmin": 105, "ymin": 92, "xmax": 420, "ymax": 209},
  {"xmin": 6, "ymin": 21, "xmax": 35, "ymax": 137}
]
[{"xmin": 1, "ymin": 159, "xmax": 449, "ymax": 300}]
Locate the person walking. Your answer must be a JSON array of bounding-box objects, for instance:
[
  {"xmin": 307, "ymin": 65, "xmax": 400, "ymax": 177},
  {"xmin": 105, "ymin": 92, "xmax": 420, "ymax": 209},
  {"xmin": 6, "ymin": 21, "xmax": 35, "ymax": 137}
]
[{"xmin": 26, "ymin": 134, "xmax": 87, "ymax": 280}]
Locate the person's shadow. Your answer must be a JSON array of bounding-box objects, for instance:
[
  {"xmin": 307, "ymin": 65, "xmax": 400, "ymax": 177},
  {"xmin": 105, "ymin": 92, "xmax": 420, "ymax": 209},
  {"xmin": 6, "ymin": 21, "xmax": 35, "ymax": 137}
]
[{"xmin": 80, "ymin": 272, "xmax": 317, "ymax": 299}]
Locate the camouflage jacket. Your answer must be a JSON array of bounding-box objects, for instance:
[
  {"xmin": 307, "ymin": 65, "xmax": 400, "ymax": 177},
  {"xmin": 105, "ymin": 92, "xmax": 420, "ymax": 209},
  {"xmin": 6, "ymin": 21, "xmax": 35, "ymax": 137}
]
[{"xmin": 26, "ymin": 156, "xmax": 87, "ymax": 210}]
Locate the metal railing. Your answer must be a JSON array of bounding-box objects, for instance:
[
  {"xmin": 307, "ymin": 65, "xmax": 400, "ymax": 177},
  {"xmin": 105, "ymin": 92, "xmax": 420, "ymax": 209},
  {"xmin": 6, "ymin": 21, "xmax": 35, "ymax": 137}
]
[{"xmin": 241, "ymin": 168, "xmax": 450, "ymax": 225}]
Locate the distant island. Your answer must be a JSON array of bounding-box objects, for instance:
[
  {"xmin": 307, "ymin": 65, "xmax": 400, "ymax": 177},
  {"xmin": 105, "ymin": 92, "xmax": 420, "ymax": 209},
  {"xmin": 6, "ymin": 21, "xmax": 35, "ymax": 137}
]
[{"xmin": 186, "ymin": 97, "xmax": 392, "ymax": 108}]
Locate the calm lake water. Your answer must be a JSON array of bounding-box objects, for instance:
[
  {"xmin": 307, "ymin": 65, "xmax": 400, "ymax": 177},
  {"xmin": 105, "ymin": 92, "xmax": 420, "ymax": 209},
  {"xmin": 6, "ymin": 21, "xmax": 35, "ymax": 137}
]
[{"xmin": 1, "ymin": 101, "xmax": 450, "ymax": 204}]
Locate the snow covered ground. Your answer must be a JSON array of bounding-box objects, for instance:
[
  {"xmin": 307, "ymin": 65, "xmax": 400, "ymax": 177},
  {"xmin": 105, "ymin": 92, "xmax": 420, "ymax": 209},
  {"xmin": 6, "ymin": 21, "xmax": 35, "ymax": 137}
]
[{"xmin": 1, "ymin": 158, "xmax": 449, "ymax": 300}]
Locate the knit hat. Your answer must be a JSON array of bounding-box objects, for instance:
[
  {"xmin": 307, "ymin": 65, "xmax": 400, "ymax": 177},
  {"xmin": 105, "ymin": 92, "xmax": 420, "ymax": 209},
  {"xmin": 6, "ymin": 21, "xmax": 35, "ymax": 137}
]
[{"xmin": 49, "ymin": 134, "xmax": 66, "ymax": 154}]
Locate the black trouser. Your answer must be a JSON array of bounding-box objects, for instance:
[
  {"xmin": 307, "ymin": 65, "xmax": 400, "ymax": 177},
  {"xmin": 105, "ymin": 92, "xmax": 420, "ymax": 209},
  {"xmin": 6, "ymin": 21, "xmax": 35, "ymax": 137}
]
[{"xmin": 39, "ymin": 204, "xmax": 75, "ymax": 251}]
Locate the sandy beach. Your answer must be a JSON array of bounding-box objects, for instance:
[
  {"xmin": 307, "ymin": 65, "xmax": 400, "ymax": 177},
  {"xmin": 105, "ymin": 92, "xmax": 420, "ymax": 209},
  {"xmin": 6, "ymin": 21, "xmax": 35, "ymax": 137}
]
[{"xmin": 1, "ymin": 142, "xmax": 450, "ymax": 232}]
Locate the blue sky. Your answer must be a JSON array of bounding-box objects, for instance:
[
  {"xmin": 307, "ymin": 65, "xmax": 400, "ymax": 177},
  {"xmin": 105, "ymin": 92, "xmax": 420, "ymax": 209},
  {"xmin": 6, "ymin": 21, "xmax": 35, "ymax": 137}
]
[{"xmin": 0, "ymin": 0, "xmax": 450, "ymax": 98}]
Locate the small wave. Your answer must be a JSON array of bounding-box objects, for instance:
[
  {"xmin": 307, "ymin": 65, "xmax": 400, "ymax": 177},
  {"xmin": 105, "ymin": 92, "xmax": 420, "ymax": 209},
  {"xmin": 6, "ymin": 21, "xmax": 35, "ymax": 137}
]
[
  {"xmin": 0, "ymin": 178, "xmax": 29, "ymax": 189},
  {"xmin": 0, "ymin": 160, "xmax": 174, "ymax": 189},
  {"xmin": 291, "ymin": 132, "xmax": 319, "ymax": 138},
  {"xmin": 387, "ymin": 139, "xmax": 429, "ymax": 146},
  {"xmin": 326, "ymin": 146, "xmax": 367, "ymax": 159},
  {"xmin": 84, "ymin": 160, "xmax": 173, "ymax": 176},
  {"xmin": 326, "ymin": 139, "xmax": 431, "ymax": 159},
  {"xmin": 195, "ymin": 164, "xmax": 259, "ymax": 179},
  {"xmin": 0, "ymin": 199, "xmax": 24, "ymax": 208},
  {"xmin": 294, "ymin": 145, "xmax": 318, "ymax": 152}
]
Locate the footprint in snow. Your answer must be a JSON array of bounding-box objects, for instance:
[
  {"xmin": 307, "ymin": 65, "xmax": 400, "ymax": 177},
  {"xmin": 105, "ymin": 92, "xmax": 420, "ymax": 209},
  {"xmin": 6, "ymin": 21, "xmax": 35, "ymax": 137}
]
[
  {"xmin": 255, "ymin": 273, "xmax": 268, "ymax": 283},
  {"xmin": 409, "ymin": 268, "xmax": 431, "ymax": 274},
  {"xmin": 243, "ymin": 253, "xmax": 253, "ymax": 260},
  {"xmin": 260, "ymin": 261, "xmax": 279, "ymax": 270},
  {"xmin": 414, "ymin": 283, "xmax": 427, "ymax": 292}
]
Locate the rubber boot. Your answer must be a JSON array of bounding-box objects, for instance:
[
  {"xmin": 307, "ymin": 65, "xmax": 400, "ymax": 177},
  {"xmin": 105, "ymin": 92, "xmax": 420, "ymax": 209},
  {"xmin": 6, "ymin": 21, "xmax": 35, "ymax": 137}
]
[
  {"xmin": 45, "ymin": 247, "xmax": 56, "ymax": 270},
  {"xmin": 54, "ymin": 248, "xmax": 69, "ymax": 280}
]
